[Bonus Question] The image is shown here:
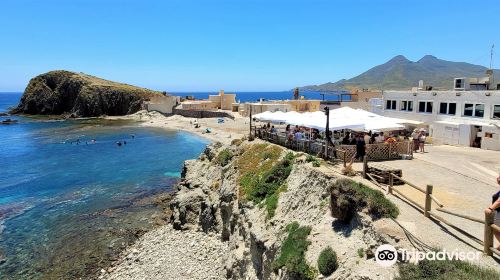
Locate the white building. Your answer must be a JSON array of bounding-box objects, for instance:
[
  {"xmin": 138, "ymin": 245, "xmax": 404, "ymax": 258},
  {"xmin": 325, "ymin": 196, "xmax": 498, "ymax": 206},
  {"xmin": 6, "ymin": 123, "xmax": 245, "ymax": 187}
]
[
  {"xmin": 380, "ymin": 89, "xmax": 500, "ymax": 150},
  {"xmin": 144, "ymin": 95, "xmax": 180, "ymax": 114}
]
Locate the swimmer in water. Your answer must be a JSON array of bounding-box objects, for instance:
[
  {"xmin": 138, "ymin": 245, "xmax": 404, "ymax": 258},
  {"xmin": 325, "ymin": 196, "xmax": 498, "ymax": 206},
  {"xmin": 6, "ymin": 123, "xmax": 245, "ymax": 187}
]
[
  {"xmin": 124, "ymin": 141, "xmax": 127, "ymax": 145},
  {"xmin": 116, "ymin": 141, "xmax": 122, "ymax": 147}
]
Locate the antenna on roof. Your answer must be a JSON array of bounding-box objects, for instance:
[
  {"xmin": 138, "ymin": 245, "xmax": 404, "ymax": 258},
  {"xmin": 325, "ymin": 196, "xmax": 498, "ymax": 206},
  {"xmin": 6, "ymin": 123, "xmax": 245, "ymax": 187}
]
[{"xmin": 490, "ymin": 44, "xmax": 495, "ymax": 70}]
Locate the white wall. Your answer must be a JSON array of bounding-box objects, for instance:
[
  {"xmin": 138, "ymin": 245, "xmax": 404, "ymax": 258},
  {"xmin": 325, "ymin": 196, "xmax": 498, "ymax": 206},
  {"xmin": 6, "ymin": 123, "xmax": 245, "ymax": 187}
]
[{"xmin": 381, "ymin": 90, "xmax": 500, "ymax": 150}]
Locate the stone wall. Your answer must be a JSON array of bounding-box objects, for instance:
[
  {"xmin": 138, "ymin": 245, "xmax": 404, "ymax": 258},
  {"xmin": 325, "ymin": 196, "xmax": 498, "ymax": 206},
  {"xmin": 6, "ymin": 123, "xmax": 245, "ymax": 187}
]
[{"xmin": 173, "ymin": 108, "xmax": 235, "ymax": 120}]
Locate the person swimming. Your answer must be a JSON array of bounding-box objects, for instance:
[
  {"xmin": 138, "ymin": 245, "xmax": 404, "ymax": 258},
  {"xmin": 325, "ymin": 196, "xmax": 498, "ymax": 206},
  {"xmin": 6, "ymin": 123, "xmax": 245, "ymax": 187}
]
[{"xmin": 116, "ymin": 141, "xmax": 122, "ymax": 146}]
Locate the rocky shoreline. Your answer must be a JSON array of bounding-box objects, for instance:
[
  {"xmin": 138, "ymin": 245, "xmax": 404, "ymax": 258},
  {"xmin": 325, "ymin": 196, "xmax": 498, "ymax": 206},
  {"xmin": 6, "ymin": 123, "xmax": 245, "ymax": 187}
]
[{"xmin": 101, "ymin": 140, "xmax": 404, "ymax": 280}]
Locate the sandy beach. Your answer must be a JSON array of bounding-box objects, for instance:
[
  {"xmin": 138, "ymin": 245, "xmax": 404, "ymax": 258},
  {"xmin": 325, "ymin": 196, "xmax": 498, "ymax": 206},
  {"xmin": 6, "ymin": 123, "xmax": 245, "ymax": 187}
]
[{"xmin": 107, "ymin": 110, "xmax": 250, "ymax": 145}]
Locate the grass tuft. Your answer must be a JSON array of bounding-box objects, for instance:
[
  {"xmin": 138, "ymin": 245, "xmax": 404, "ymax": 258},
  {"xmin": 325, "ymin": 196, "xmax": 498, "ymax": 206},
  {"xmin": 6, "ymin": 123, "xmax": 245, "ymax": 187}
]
[
  {"xmin": 273, "ymin": 222, "xmax": 317, "ymax": 280},
  {"xmin": 215, "ymin": 148, "xmax": 233, "ymax": 166},
  {"xmin": 396, "ymin": 259, "xmax": 500, "ymax": 280},
  {"xmin": 331, "ymin": 179, "xmax": 399, "ymax": 223}
]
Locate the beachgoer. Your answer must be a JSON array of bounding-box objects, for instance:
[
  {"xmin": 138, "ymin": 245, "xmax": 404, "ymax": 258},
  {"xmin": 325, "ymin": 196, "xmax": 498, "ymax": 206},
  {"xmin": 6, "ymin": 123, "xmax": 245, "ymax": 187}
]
[
  {"xmin": 342, "ymin": 133, "xmax": 350, "ymax": 145},
  {"xmin": 376, "ymin": 132, "xmax": 385, "ymax": 143},
  {"xmin": 294, "ymin": 130, "xmax": 303, "ymax": 141},
  {"xmin": 270, "ymin": 126, "xmax": 276, "ymax": 133},
  {"xmin": 485, "ymin": 173, "xmax": 500, "ymax": 249},
  {"xmin": 267, "ymin": 122, "xmax": 271, "ymax": 130},
  {"xmin": 419, "ymin": 131, "xmax": 426, "ymax": 153},
  {"xmin": 363, "ymin": 133, "xmax": 370, "ymax": 144},
  {"xmin": 116, "ymin": 141, "xmax": 122, "ymax": 146},
  {"xmin": 370, "ymin": 134, "xmax": 376, "ymax": 144},
  {"xmin": 285, "ymin": 124, "xmax": 290, "ymax": 132},
  {"xmin": 124, "ymin": 141, "xmax": 127, "ymax": 145},
  {"xmin": 348, "ymin": 134, "xmax": 366, "ymax": 167},
  {"xmin": 411, "ymin": 129, "xmax": 419, "ymax": 152}
]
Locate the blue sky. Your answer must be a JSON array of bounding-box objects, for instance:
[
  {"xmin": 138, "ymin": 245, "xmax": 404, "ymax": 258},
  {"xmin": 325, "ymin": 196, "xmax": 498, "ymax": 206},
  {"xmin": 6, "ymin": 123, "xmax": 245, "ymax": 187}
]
[{"xmin": 0, "ymin": 0, "xmax": 498, "ymax": 92}]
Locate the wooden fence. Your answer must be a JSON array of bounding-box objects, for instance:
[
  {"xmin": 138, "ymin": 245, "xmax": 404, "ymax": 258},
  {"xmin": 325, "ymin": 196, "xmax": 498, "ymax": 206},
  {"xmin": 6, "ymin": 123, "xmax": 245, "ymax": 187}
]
[
  {"xmin": 362, "ymin": 158, "xmax": 500, "ymax": 257},
  {"xmin": 255, "ymin": 128, "xmax": 413, "ymax": 162}
]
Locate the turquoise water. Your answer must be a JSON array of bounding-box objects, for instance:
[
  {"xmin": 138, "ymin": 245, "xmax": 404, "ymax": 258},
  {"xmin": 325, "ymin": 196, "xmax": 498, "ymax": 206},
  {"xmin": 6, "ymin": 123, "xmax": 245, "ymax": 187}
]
[{"xmin": 0, "ymin": 93, "xmax": 209, "ymax": 277}]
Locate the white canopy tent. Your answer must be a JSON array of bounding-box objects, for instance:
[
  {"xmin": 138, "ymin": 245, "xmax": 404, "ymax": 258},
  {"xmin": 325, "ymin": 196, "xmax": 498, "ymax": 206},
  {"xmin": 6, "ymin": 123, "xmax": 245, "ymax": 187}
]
[{"xmin": 253, "ymin": 107, "xmax": 411, "ymax": 132}]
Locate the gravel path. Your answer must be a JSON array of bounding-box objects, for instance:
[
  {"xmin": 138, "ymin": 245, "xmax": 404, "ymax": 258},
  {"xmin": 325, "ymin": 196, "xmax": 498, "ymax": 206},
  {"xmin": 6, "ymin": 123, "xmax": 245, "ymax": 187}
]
[{"xmin": 102, "ymin": 225, "xmax": 228, "ymax": 280}]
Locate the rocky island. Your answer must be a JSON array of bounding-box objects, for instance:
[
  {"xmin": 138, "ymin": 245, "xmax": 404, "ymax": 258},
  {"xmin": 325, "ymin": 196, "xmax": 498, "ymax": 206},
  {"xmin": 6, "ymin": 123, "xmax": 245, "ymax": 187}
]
[{"xmin": 12, "ymin": 70, "xmax": 163, "ymax": 117}]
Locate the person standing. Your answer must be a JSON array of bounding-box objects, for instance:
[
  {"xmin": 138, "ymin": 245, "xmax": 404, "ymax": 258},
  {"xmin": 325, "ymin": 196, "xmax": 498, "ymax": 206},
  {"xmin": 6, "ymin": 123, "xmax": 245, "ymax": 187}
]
[
  {"xmin": 485, "ymin": 173, "xmax": 500, "ymax": 249},
  {"xmin": 419, "ymin": 131, "xmax": 426, "ymax": 153},
  {"xmin": 349, "ymin": 134, "xmax": 366, "ymax": 167},
  {"xmin": 411, "ymin": 129, "xmax": 419, "ymax": 152}
]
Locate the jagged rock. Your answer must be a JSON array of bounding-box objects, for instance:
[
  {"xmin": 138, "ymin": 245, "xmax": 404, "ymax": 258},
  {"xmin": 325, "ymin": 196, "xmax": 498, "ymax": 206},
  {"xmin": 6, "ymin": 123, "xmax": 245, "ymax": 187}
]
[{"xmin": 12, "ymin": 70, "xmax": 163, "ymax": 117}]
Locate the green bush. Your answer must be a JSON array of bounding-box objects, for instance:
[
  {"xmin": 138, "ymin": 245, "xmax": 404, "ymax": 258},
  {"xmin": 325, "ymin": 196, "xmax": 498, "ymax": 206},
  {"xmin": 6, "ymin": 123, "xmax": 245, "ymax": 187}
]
[
  {"xmin": 317, "ymin": 246, "xmax": 338, "ymax": 276},
  {"xmin": 306, "ymin": 154, "xmax": 320, "ymax": 167},
  {"xmin": 306, "ymin": 154, "xmax": 316, "ymax": 162},
  {"xmin": 215, "ymin": 149, "xmax": 233, "ymax": 166},
  {"xmin": 396, "ymin": 259, "xmax": 500, "ymax": 280},
  {"xmin": 330, "ymin": 179, "xmax": 399, "ymax": 222},
  {"xmin": 357, "ymin": 248, "xmax": 364, "ymax": 258},
  {"xmin": 273, "ymin": 222, "xmax": 316, "ymax": 280}
]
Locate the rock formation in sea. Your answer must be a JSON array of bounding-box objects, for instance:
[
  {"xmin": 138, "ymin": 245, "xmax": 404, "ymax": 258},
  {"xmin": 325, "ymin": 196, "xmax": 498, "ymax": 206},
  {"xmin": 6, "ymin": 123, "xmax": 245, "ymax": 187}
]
[{"xmin": 12, "ymin": 70, "xmax": 163, "ymax": 117}]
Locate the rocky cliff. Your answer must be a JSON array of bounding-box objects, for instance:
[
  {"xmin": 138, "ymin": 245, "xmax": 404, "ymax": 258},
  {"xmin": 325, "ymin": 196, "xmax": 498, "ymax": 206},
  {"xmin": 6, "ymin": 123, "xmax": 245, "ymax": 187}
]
[
  {"xmin": 168, "ymin": 140, "xmax": 403, "ymax": 279},
  {"xmin": 12, "ymin": 71, "xmax": 163, "ymax": 117}
]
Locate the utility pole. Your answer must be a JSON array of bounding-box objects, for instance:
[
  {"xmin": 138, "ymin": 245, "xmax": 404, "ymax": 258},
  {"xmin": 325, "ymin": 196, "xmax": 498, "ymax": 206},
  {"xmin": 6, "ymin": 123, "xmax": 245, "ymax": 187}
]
[
  {"xmin": 324, "ymin": 106, "xmax": 330, "ymax": 158},
  {"xmin": 249, "ymin": 106, "xmax": 252, "ymax": 138}
]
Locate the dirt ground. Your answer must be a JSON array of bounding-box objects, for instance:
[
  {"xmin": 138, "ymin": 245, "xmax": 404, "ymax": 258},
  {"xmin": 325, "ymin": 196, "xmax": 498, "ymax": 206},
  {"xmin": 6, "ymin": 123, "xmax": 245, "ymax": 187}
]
[{"xmin": 343, "ymin": 144, "xmax": 500, "ymax": 269}]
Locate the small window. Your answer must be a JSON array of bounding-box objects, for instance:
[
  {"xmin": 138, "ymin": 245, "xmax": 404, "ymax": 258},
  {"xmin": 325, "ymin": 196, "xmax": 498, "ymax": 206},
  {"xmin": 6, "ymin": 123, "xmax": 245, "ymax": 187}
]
[
  {"xmin": 426, "ymin": 102, "xmax": 433, "ymax": 113},
  {"xmin": 439, "ymin": 103, "xmax": 447, "ymax": 114},
  {"xmin": 493, "ymin": 105, "xmax": 500, "ymax": 119},
  {"xmin": 439, "ymin": 102, "xmax": 456, "ymax": 115},
  {"xmin": 475, "ymin": 104, "xmax": 484, "ymax": 118},
  {"xmin": 386, "ymin": 100, "xmax": 396, "ymax": 110},
  {"xmin": 448, "ymin": 103, "xmax": 456, "ymax": 115},
  {"xmin": 418, "ymin": 101, "xmax": 433, "ymax": 113},
  {"xmin": 418, "ymin": 102, "xmax": 426, "ymax": 112},
  {"xmin": 400, "ymin": 101, "xmax": 413, "ymax": 112},
  {"xmin": 401, "ymin": 101, "xmax": 407, "ymax": 111},
  {"xmin": 464, "ymin": 103, "xmax": 473, "ymax": 116}
]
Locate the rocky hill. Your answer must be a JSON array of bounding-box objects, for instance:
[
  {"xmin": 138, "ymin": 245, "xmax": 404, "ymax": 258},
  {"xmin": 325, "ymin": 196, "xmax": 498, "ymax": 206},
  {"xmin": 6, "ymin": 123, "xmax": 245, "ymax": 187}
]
[
  {"xmin": 300, "ymin": 55, "xmax": 500, "ymax": 91},
  {"xmin": 12, "ymin": 70, "xmax": 163, "ymax": 117}
]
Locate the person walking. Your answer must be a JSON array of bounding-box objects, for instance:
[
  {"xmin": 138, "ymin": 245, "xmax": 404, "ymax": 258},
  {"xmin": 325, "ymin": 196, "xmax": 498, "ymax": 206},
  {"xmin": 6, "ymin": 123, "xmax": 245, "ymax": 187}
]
[{"xmin": 485, "ymin": 173, "xmax": 500, "ymax": 249}]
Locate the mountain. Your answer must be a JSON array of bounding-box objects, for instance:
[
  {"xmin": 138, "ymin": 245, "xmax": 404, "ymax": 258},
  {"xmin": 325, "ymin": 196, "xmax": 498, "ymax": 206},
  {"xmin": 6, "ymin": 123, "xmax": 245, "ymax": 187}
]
[
  {"xmin": 12, "ymin": 70, "xmax": 163, "ymax": 117},
  {"xmin": 300, "ymin": 55, "xmax": 500, "ymax": 91}
]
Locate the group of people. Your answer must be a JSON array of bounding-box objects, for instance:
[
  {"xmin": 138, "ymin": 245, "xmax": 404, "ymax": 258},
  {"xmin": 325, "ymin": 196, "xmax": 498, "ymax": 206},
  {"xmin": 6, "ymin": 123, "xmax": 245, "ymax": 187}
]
[{"xmin": 410, "ymin": 128, "xmax": 427, "ymax": 153}]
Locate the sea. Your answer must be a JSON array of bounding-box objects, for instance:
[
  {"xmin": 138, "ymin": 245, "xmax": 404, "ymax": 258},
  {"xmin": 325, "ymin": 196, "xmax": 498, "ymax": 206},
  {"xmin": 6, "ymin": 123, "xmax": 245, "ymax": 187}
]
[
  {"xmin": 173, "ymin": 91, "xmax": 348, "ymax": 102},
  {"xmin": 0, "ymin": 91, "xmax": 335, "ymax": 278},
  {"xmin": 0, "ymin": 92, "xmax": 211, "ymax": 278}
]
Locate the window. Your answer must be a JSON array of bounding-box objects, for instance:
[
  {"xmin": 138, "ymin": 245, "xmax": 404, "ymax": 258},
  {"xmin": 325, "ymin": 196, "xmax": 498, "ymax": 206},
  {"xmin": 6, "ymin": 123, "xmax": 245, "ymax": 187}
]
[
  {"xmin": 418, "ymin": 101, "xmax": 433, "ymax": 113},
  {"xmin": 385, "ymin": 100, "xmax": 396, "ymax": 110},
  {"xmin": 475, "ymin": 104, "xmax": 484, "ymax": 118},
  {"xmin": 464, "ymin": 103, "xmax": 473, "ymax": 116},
  {"xmin": 449, "ymin": 103, "xmax": 456, "ymax": 115},
  {"xmin": 439, "ymin": 103, "xmax": 447, "ymax": 114},
  {"xmin": 463, "ymin": 103, "xmax": 484, "ymax": 118},
  {"xmin": 439, "ymin": 102, "xmax": 456, "ymax": 115},
  {"xmin": 493, "ymin": 105, "xmax": 500, "ymax": 119},
  {"xmin": 400, "ymin": 100, "xmax": 413, "ymax": 112}
]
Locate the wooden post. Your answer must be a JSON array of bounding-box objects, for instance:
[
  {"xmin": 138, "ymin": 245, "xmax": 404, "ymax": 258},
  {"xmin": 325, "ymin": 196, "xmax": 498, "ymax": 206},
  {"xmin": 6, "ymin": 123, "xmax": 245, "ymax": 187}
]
[
  {"xmin": 388, "ymin": 173, "xmax": 393, "ymax": 194},
  {"xmin": 343, "ymin": 152, "xmax": 346, "ymax": 167},
  {"xmin": 388, "ymin": 143, "xmax": 392, "ymax": 159},
  {"xmin": 484, "ymin": 211, "xmax": 494, "ymax": 256},
  {"xmin": 249, "ymin": 106, "xmax": 252, "ymax": 138},
  {"xmin": 362, "ymin": 156, "xmax": 368, "ymax": 179},
  {"xmin": 424, "ymin": 184, "xmax": 433, "ymax": 218}
]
